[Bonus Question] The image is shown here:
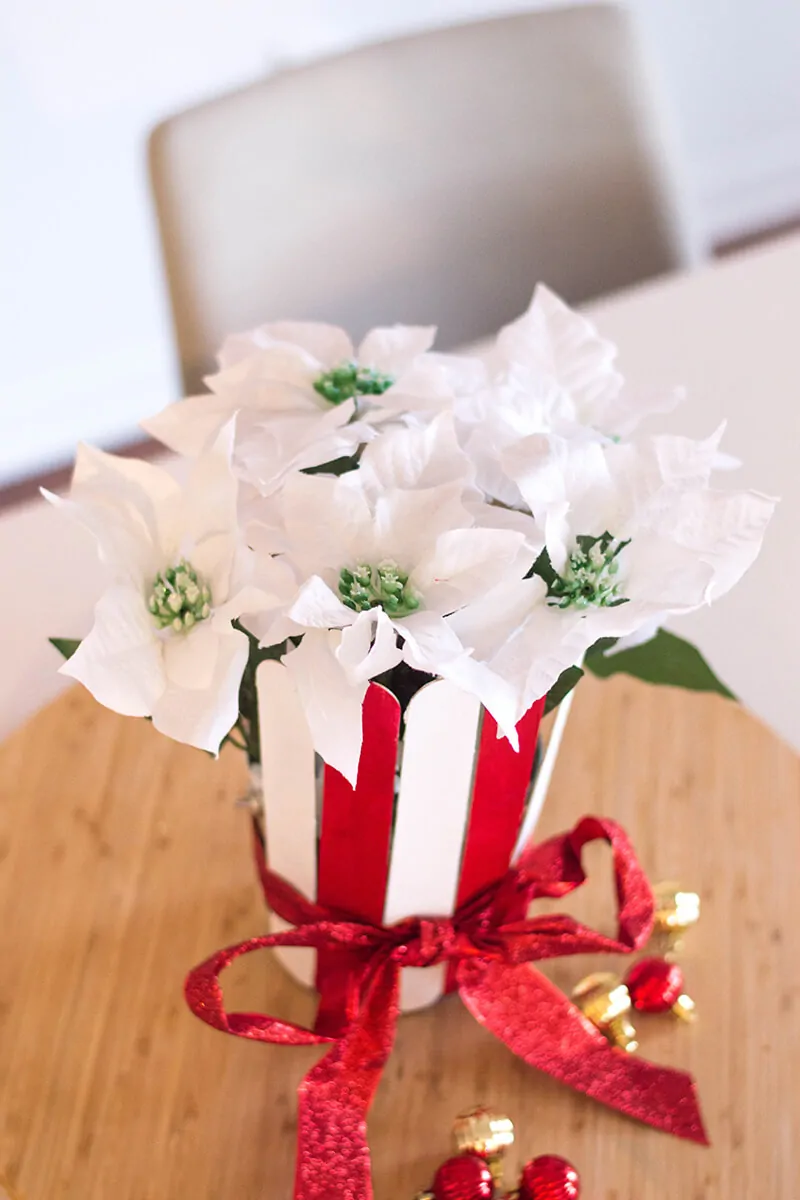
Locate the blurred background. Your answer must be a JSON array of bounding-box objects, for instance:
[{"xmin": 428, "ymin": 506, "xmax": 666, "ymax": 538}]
[{"xmin": 2, "ymin": 0, "xmax": 799, "ymax": 492}]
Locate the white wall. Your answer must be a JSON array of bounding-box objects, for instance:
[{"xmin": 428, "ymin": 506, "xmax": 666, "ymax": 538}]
[{"xmin": 2, "ymin": 0, "xmax": 799, "ymax": 485}]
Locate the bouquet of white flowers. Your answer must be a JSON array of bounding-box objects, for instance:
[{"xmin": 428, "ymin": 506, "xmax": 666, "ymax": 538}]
[{"xmin": 48, "ymin": 285, "xmax": 774, "ymax": 789}]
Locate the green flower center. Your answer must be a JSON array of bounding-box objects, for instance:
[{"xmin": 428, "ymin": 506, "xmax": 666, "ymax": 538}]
[
  {"xmin": 148, "ymin": 559, "xmax": 212, "ymax": 632},
  {"xmin": 338, "ymin": 560, "xmax": 421, "ymax": 618},
  {"xmin": 313, "ymin": 360, "xmax": 395, "ymax": 405},
  {"xmin": 546, "ymin": 532, "xmax": 631, "ymax": 610}
]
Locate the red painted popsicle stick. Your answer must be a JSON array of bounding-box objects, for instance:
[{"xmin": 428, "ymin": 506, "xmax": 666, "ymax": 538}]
[
  {"xmin": 315, "ymin": 683, "xmax": 400, "ymax": 1031},
  {"xmin": 445, "ymin": 697, "xmax": 545, "ymax": 992}
]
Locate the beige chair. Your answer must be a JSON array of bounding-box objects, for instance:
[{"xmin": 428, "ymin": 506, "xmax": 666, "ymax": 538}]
[{"xmin": 150, "ymin": 5, "xmax": 698, "ymax": 394}]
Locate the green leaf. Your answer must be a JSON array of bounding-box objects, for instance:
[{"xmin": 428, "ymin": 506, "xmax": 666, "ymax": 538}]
[
  {"xmin": 528, "ymin": 546, "xmax": 558, "ymax": 588},
  {"xmin": 544, "ymin": 664, "xmax": 585, "ymax": 715},
  {"xmin": 255, "ymin": 639, "xmax": 289, "ymax": 664},
  {"xmin": 49, "ymin": 637, "xmax": 81, "ymax": 662},
  {"xmin": 585, "ymin": 636, "xmax": 619, "ymax": 659},
  {"xmin": 584, "ymin": 628, "xmax": 736, "ymax": 700},
  {"xmin": 301, "ymin": 453, "xmax": 360, "ymax": 478}
]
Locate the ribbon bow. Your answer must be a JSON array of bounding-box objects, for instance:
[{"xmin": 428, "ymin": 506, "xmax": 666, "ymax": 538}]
[{"xmin": 186, "ymin": 816, "xmax": 707, "ymax": 1199}]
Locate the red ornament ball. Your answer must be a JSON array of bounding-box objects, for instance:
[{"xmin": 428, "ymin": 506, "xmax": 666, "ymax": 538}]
[
  {"xmin": 432, "ymin": 1153, "xmax": 494, "ymax": 1200},
  {"xmin": 519, "ymin": 1155, "xmax": 581, "ymax": 1200},
  {"xmin": 626, "ymin": 957, "xmax": 685, "ymax": 1013}
]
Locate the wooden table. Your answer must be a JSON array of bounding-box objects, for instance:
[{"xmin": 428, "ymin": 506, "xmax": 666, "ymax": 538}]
[{"xmin": 2, "ymin": 674, "xmax": 798, "ymax": 1199}]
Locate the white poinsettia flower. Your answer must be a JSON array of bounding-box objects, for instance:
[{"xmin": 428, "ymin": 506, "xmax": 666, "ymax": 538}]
[
  {"xmin": 449, "ymin": 285, "xmax": 685, "ymax": 508},
  {"xmin": 449, "ymin": 426, "xmax": 775, "ymax": 724},
  {"xmin": 142, "ymin": 320, "xmax": 478, "ymax": 495},
  {"xmin": 142, "ymin": 368, "xmax": 373, "ymax": 500},
  {"xmin": 218, "ymin": 319, "xmax": 471, "ymax": 423},
  {"xmin": 44, "ymin": 424, "xmax": 279, "ymax": 753},
  {"xmin": 488, "ymin": 428, "xmax": 777, "ymax": 686},
  {"xmin": 246, "ymin": 461, "xmax": 538, "ymax": 783},
  {"xmin": 485, "ymin": 284, "xmax": 683, "ymax": 438}
]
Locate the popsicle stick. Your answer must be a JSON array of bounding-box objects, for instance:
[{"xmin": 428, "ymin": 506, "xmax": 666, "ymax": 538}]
[
  {"xmin": 456, "ymin": 696, "xmax": 545, "ymax": 905},
  {"xmin": 385, "ymin": 679, "xmax": 482, "ymax": 1009},
  {"xmin": 256, "ymin": 659, "xmax": 317, "ymax": 986},
  {"xmin": 315, "ymin": 685, "xmax": 400, "ymax": 1030},
  {"xmin": 441, "ymin": 697, "xmax": 545, "ymax": 992},
  {"xmin": 317, "ymin": 683, "xmax": 400, "ymax": 922}
]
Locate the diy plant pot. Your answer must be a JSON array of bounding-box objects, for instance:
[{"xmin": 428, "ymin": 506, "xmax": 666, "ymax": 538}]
[{"xmin": 254, "ymin": 660, "xmax": 572, "ymax": 1011}]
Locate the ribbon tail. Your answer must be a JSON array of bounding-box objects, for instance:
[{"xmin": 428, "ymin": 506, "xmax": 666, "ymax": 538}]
[
  {"xmin": 459, "ymin": 960, "xmax": 709, "ymax": 1146},
  {"xmin": 295, "ymin": 955, "xmax": 401, "ymax": 1200}
]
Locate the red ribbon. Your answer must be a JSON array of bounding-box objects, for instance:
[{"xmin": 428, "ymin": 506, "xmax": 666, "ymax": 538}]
[{"xmin": 185, "ymin": 816, "xmax": 707, "ymax": 1198}]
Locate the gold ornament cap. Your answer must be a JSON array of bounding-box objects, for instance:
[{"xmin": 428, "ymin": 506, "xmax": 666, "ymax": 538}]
[
  {"xmin": 452, "ymin": 1105, "xmax": 515, "ymax": 1160},
  {"xmin": 652, "ymin": 882, "xmax": 700, "ymax": 934},
  {"xmin": 572, "ymin": 972, "xmax": 638, "ymax": 1052},
  {"xmin": 651, "ymin": 882, "xmax": 700, "ymax": 954}
]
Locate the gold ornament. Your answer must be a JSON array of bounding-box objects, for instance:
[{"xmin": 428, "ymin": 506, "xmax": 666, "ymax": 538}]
[
  {"xmin": 452, "ymin": 1105, "xmax": 515, "ymax": 1188},
  {"xmin": 672, "ymin": 993, "xmax": 697, "ymax": 1021},
  {"xmin": 572, "ymin": 972, "xmax": 638, "ymax": 1052},
  {"xmin": 651, "ymin": 882, "xmax": 700, "ymax": 955}
]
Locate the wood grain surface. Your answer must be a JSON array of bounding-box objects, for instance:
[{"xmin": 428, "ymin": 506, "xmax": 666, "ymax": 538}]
[{"xmin": 1, "ymin": 677, "xmax": 798, "ymax": 1199}]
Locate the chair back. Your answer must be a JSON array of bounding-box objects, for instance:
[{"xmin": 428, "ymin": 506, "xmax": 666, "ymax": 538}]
[{"xmin": 150, "ymin": 6, "xmax": 697, "ymax": 392}]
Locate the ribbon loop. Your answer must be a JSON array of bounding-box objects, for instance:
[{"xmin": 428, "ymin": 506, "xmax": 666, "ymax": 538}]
[{"xmin": 185, "ymin": 815, "xmax": 708, "ymax": 1200}]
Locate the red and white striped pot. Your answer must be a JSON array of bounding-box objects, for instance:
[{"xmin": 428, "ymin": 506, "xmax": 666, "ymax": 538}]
[{"xmin": 254, "ymin": 660, "xmax": 572, "ymax": 1012}]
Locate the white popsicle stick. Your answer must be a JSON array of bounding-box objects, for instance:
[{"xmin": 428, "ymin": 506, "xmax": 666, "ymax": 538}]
[
  {"xmin": 256, "ymin": 659, "xmax": 318, "ymax": 987},
  {"xmin": 384, "ymin": 679, "xmax": 482, "ymax": 1010}
]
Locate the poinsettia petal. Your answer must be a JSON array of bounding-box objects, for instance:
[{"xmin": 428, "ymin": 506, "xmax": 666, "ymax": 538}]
[
  {"xmin": 372, "ymin": 482, "xmax": 471, "ymax": 567},
  {"xmin": 52, "ymin": 443, "xmax": 179, "ymax": 581},
  {"xmin": 217, "ymin": 321, "xmax": 354, "ymax": 374},
  {"xmin": 435, "ymin": 653, "xmax": 520, "ymax": 749},
  {"xmin": 400, "ymin": 610, "xmax": 519, "ymax": 746},
  {"xmin": 357, "ymin": 325, "xmax": 436, "ymax": 375},
  {"xmin": 279, "ymin": 472, "xmax": 375, "ymax": 574},
  {"xmin": 504, "ymin": 433, "xmax": 617, "ymax": 568},
  {"xmin": 213, "ymin": 553, "xmax": 298, "ymax": 629},
  {"xmin": 162, "ymin": 621, "xmax": 220, "ymax": 691},
  {"xmin": 465, "ymin": 499, "xmax": 543, "ymax": 552},
  {"xmin": 373, "ymin": 351, "xmax": 486, "ymax": 415},
  {"xmin": 446, "ymin": 577, "xmax": 547, "ymax": 660},
  {"xmin": 493, "ymin": 284, "xmax": 623, "ymax": 413},
  {"xmin": 61, "ymin": 583, "xmax": 165, "ymax": 717},
  {"xmin": 181, "ymin": 421, "xmax": 238, "ymax": 543},
  {"xmin": 151, "ymin": 627, "xmax": 249, "ymax": 753},
  {"xmin": 337, "ymin": 609, "xmax": 402, "ymax": 683},
  {"xmin": 413, "ymin": 526, "xmax": 529, "ymax": 614},
  {"xmin": 255, "ymin": 321, "xmax": 354, "ymax": 367},
  {"xmin": 234, "ymin": 399, "xmax": 373, "ymax": 498},
  {"xmin": 358, "ymin": 413, "xmax": 473, "ymax": 493},
  {"xmin": 655, "ymin": 487, "xmax": 777, "ymax": 603},
  {"xmin": 141, "ymin": 392, "xmax": 238, "ymax": 456},
  {"xmin": 487, "ymin": 602, "xmax": 592, "ymax": 721},
  {"xmin": 71, "ymin": 443, "xmax": 179, "ymax": 502},
  {"xmin": 42, "ymin": 487, "xmax": 157, "ymax": 586},
  {"xmin": 600, "ymin": 384, "xmax": 685, "ymax": 439},
  {"xmin": 283, "ymin": 630, "xmax": 367, "ymax": 786},
  {"xmin": 399, "ymin": 609, "xmax": 467, "ymax": 669},
  {"xmin": 289, "ymin": 574, "xmax": 355, "ymax": 629}
]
